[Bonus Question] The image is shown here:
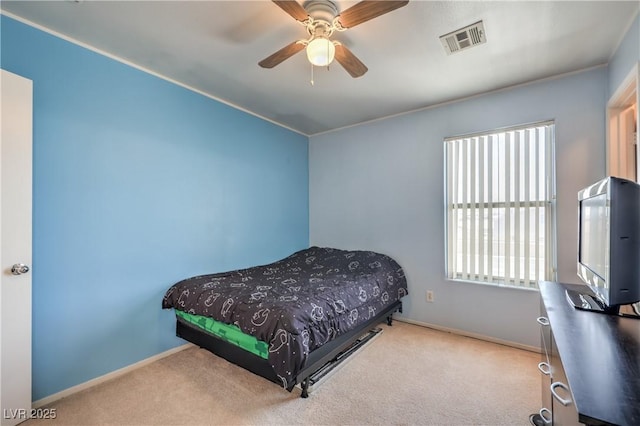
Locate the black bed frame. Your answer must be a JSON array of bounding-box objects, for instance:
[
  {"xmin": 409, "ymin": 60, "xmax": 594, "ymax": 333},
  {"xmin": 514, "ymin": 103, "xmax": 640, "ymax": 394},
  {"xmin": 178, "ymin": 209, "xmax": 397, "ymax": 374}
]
[{"xmin": 175, "ymin": 300, "xmax": 402, "ymax": 398}]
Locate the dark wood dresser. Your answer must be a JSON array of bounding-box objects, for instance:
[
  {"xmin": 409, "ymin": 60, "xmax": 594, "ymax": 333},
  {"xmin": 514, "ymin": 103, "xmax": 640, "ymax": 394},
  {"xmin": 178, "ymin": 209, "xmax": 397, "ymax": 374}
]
[{"xmin": 536, "ymin": 281, "xmax": 640, "ymax": 426}]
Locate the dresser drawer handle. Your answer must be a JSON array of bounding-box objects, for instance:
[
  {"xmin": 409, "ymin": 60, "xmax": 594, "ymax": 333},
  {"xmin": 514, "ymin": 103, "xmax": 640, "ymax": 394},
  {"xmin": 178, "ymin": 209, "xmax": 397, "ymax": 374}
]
[
  {"xmin": 536, "ymin": 316, "xmax": 550, "ymax": 326},
  {"xmin": 539, "ymin": 408, "xmax": 552, "ymax": 425},
  {"xmin": 550, "ymin": 382, "xmax": 572, "ymax": 406},
  {"xmin": 538, "ymin": 362, "xmax": 551, "ymax": 376}
]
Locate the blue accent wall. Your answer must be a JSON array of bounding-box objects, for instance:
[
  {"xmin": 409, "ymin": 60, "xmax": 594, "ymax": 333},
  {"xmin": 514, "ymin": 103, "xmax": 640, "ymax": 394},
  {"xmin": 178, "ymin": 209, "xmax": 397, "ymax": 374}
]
[{"xmin": 1, "ymin": 16, "xmax": 308, "ymax": 401}]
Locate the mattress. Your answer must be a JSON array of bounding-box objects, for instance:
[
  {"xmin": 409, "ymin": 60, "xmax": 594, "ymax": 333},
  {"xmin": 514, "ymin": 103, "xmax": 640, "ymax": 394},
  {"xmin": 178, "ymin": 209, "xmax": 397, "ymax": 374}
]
[{"xmin": 162, "ymin": 246, "xmax": 408, "ymax": 389}]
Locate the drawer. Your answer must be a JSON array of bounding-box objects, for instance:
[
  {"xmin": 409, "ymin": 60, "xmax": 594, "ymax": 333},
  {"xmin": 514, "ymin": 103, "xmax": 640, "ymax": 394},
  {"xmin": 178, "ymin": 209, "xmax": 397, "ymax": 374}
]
[{"xmin": 549, "ymin": 333, "xmax": 579, "ymax": 426}]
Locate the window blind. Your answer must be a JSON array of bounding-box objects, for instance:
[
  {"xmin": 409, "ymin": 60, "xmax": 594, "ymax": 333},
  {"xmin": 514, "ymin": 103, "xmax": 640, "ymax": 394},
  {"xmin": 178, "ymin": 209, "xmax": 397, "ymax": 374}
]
[{"xmin": 445, "ymin": 121, "xmax": 556, "ymax": 288}]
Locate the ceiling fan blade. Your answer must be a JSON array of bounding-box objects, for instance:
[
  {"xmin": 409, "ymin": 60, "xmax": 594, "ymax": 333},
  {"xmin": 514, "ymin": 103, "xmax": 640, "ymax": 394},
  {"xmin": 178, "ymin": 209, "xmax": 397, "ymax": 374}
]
[
  {"xmin": 259, "ymin": 41, "xmax": 306, "ymax": 68},
  {"xmin": 272, "ymin": 1, "xmax": 309, "ymax": 22},
  {"xmin": 334, "ymin": 44, "xmax": 368, "ymax": 78},
  {"xmin": 337, "ymin": 1, "xmax": 409, "ymax": 29}
]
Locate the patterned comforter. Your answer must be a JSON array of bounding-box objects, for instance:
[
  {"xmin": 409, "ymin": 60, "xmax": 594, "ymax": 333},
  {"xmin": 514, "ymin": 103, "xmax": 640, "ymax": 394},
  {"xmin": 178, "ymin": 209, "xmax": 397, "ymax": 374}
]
[{"xmin": 162, "ymin": 246, "xmax": 408, "ymax": 390}]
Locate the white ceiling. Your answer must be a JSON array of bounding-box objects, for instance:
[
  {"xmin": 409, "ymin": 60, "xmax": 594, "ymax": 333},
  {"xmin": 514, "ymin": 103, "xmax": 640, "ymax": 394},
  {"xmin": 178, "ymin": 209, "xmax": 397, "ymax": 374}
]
[{"xmin": 2, "ymin": 1, "xmax": 639, "ymax": 135}]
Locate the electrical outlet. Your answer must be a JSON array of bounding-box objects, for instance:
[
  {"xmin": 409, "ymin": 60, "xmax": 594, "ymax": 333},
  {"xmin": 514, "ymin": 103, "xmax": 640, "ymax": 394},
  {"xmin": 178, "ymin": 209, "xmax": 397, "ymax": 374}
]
[{"xmin": 426, "ymin": 290, "xmax": 434, "ymax": 302}]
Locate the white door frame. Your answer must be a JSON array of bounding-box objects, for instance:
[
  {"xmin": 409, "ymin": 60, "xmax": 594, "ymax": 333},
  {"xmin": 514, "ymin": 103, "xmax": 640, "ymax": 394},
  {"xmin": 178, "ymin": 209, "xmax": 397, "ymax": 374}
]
[{"xmin": 607, "ymin": 63, "xmax": 639, "ymax": 181}]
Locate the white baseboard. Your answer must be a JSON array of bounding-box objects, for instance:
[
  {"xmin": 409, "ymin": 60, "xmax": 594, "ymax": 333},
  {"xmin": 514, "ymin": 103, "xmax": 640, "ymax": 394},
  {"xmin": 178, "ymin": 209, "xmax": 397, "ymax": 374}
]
[
  {"xmin": 394, "ymin": 317, "xmax": 541, "ymax": 354},
  {"xmin": 33, "ymin": 319, "xmax": 539, "ymax": 407},
  {"xmin": 32, "ymin": 343, "xmax": 193, "ymax": 408}
]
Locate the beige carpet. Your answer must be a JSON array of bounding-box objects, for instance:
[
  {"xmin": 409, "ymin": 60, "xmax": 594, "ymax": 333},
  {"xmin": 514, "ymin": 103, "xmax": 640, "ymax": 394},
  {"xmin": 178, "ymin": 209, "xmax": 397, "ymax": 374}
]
[{"xmin": 24, "ymin": 321, "xmax": 539, "ymax": 425}]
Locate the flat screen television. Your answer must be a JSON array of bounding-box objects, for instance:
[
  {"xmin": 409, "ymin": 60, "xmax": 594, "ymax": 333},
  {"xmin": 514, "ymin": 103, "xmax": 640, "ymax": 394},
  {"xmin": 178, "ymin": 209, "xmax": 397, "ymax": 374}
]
[{"xmin": 567, "ymin": 176, "xmax": 640, "ymax": 315}]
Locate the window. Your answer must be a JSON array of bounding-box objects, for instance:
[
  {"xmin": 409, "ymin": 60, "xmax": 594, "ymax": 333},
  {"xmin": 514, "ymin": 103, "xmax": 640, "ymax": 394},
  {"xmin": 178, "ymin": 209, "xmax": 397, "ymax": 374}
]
[{"xmin": 444, "ymin": 121, "xmax": 556, "ymax": 288}]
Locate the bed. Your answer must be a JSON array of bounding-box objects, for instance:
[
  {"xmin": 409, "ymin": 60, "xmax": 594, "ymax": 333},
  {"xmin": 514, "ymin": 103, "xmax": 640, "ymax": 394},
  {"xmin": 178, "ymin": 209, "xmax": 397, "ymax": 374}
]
[{"xmin": 162, "ymin": 246, "xmax": 408, "ymax": 397}]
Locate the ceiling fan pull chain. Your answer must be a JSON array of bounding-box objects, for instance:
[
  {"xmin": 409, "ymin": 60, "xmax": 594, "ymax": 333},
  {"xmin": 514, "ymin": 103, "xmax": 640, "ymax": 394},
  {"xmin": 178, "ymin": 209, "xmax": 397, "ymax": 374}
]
[
  {"xmin": 310, "ymin": 62, "xmax": 315, "ymax": 86},
  {"xmin": 326, "ymin": 37, "xmax": 331, "ymax": 72}
]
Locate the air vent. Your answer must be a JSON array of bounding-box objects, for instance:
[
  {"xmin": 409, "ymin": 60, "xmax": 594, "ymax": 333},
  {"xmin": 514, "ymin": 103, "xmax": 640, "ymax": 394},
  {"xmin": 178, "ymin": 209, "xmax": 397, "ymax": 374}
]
[{"xmin": 440, "ymin": 21, "xmax": 486, "ymax": 55}]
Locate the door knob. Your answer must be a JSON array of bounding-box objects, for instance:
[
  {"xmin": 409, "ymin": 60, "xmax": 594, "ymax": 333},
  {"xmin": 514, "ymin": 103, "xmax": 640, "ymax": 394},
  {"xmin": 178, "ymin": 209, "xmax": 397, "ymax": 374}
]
[{"xmin": 11, "ymin": 263, "xmax": 30, "ymax": 275}]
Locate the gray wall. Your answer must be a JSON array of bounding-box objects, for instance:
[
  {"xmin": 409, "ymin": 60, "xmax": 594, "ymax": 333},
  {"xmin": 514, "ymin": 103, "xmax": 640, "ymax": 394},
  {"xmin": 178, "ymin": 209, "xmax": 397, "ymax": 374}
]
[
  {"xmin": 309, "ymin": 67, "xmax": 608, "ymax": 348},
  {"xmin": 608, "ymin": 13, "xmax": 639, "ymax": 98}
]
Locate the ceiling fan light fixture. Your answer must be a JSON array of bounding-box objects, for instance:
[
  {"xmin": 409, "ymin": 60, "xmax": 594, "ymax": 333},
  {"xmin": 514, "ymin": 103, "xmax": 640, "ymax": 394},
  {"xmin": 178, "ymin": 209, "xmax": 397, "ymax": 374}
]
[
  {"xmin": 261, "ymin": 0, "xmax": 409, "ymax": 76},
  {"xmin": 306, "ymin": 37, "xmax": 335, "ymax": 66}
]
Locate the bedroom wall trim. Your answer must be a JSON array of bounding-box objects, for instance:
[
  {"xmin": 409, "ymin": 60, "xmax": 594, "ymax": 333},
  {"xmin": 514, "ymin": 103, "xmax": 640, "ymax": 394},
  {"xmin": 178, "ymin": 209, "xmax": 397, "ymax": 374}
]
[
  {"xmin": 309, "ymin": 64, "xmax": 607, "ymax": 138},
  {"xmin": 30, "ymin": 318, "xmax": 537, "ymax": 408},
  {"xmin": 31, "ymin": 343, "xmax": 193, "ymax": 408},
  {"xmin": 395, "ymin": 318, "xmax": 541, "ymax": 354},
  {"xmin": 0, "ymin": 11, "xmax": 307, "ymax": 137}
]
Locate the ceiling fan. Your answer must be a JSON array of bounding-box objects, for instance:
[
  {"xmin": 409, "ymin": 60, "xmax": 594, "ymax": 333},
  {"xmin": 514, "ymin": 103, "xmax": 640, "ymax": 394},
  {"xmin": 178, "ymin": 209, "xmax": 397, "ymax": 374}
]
[{"xmin": 259, "ymin": 0, "xmax": 409, "ymax": 78}]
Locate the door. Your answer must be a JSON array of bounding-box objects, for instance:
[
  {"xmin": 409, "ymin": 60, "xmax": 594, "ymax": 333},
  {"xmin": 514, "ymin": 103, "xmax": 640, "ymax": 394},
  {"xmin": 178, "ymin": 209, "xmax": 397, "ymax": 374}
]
[{"xmin": 1, "ymin": 69, "xmax": 33, "ymax": 426}]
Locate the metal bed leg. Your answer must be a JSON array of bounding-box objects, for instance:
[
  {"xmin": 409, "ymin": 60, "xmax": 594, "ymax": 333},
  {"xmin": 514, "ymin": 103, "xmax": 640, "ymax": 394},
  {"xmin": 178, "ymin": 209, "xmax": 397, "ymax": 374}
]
[
  {"xmin": 300, "ymin": 377, "xmax": 310, "ymax": 398},
  {"xmin": 387, "ymin": 315, "xmax": 393, "ymax": 326}
]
